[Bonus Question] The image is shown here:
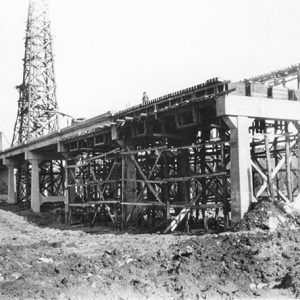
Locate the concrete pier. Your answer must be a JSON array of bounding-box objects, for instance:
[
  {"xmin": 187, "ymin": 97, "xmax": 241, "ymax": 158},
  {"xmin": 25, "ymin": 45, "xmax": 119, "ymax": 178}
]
[
  {"xmin": 217, "ymin": 94, "xmax": 300, "ymax": 224},
  {"xmin": 223, "ymin": 116, "xmax": 253, "ymax": 225},
  {"xmin": 29, "ymin": 158, "xmax": 40, "ymax": 213},
  {"xmin": 3, "ymin": 158, "xmax": 16, "ymax": 204}
]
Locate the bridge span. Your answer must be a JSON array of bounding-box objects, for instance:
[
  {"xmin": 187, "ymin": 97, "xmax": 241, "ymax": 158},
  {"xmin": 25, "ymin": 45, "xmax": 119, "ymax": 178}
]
[{"xmin": 1, "ymin": 76, "xmax": 300, "ymax": 232}]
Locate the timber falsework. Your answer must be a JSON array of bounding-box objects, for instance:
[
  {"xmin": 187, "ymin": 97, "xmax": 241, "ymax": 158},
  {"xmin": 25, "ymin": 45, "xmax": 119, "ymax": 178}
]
[
  {"xmin": 2, "ymin": 0, "xmax": 300, "ymax": 232},
  {"xmin": 2, "ymin": 69, "xmax": 300, "ymax": 232}
]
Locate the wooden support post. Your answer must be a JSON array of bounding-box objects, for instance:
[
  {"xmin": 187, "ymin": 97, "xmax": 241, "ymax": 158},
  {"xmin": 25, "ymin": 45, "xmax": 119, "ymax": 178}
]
[
  {"xmin": 49, "ymin": 161, "xmax": 54, "ymax": 196},
  {"xmin": 163, "ymin": 152, "xmax": 170, "ymax": 220},
  {"xmin": 186, "ymin": 211, "xmax": 190, "ymax": 233},
  {"xmin": 194, "ymin": 149, "xmax": 199, "ymax": 221},
  {"xmin": 200, "ymin": 129, "xmax": 209, "ymax": 229},
  {"xmin": 87, "ymin": 162, "xmax": 91, "ymax": 201},
  {"xmin": 285, "ymin": 123, "xmax": 293, "ymax": 201},
  {"xmin": 93, "ymin": 160, "xmax": 97, "ymax": 200},
  {"xmin": 177, "ymin": 148, "xmax": 191, "ymax": 232},
  {"xmin": 65, "ymin": 160, "xmax": 76, "ymax": 224},
  {"xmin": 177, "ymin": 149, "xmax": 190, "ymax": 202},
  {"xmin": 274, "ymin": 121, "xmax": 280, "ymax": 199},
  {"xmin": 166, "ymin": 200, "xmax": 170, "ymax": 220},
  {"xmin": 220, "ymin": 143, "xmax": 229, "ymax": 229},
  {"xmin": 264, "ymin": 135, "xmax": 276, "ymax": 201},
  {"xmin": 121, "ymin": 154, "xmax": 126, "ymax": 229},
  {"xmin": 123, "ymin": 150, "xmax": 138, "ymax": 226},
  {"xmin": 200, "ymin": 143, "xmax": 207, "ymax": 229},
  {"xmin": 126, "ymin": 155, "xmax": 137, "ymax": 199}
]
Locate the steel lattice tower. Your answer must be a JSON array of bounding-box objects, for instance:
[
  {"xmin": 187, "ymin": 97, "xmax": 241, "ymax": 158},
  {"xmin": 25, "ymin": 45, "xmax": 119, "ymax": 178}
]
[{"xmin": 12, "ymin": 0, "xmax": 58, "ymax": 146}]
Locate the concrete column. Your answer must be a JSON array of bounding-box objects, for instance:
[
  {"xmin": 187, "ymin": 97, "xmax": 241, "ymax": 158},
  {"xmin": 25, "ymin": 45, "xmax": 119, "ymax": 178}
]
[
  {"xmin": 29, "ymin": 159, "xmax": 41, "ymax": 213},
  {"xmin": 3, "ymin": 159, "xmax": 16, "ymax": 204},
  {"xmin": 224, "ymin": 116, "xmax": 254, "ymax": 226}
]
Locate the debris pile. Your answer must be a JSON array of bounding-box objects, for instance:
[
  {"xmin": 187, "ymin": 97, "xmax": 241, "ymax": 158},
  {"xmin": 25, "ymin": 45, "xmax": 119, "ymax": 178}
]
[{"xmin": 235, "ymin": 198, "xmax": 300, "ymax": 231}]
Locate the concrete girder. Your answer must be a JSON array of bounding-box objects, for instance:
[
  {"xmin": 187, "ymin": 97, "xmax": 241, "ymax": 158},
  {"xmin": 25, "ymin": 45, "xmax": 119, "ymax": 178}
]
[{"xmin": 217, "ymin": 95, "xmax": 300, "ymax": 122}]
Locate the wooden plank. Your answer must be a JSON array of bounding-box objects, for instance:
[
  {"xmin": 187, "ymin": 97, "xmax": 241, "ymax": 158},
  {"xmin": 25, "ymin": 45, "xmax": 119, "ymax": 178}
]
[
  {"xmin": 67, "ymin": 179, "xmax": 119, "ymax": 187},
  {"xmin": 165, "ymin": 171, "xmax": 227, "ymax": 182},
  {"xmin": 68, "ymin": 201, "xmax": 165, "ymax": 207},
  {"xmin": 125, "ymin": 171, "xmax": 226, "ymax": 184},
  {"xmin": 170, "ymin": 203, "xmax": 224, "ymax": 209},
  {"xmin": 251, "ymin": 132, "xmax": 297, "ymax": 139},
  {"xmin": 86, "ymin": 148, "xmax": 120, "ymax": 162},
  {"xmin": 122, "ymin": 202, "xmax": 165, "ymax": 206},
  {"xmin": 122, "ymin": 145, "xmax": 167, "ymax": 155},
  {"xmin": 163, "ymin": 188, "xmax": 206, "ymax": 233},
  {"xmin": 40, "ymin": 195, "xmax": 66, "ymax": 204}
]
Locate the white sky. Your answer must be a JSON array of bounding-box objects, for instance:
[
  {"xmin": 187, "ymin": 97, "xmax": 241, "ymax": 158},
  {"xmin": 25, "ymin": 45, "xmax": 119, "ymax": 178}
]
[{"xmin": 0, "ymin": 0, "xmax": 300, "ymax": 148}]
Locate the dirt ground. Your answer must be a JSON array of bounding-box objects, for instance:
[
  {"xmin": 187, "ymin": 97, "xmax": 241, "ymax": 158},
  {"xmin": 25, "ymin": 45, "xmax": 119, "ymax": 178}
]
[{"xmin": 0, "ymin": 200, "xmax": 300, "ymax": 300}]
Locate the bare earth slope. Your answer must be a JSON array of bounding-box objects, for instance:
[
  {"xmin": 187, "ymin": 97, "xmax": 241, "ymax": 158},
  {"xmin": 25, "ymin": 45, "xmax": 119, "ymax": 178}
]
[{"xmin": 0, "ymin": 204, "xmax": 299, "ymax": 299}]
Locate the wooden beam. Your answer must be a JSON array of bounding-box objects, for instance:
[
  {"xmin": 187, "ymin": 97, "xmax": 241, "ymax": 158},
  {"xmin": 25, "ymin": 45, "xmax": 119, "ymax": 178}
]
[
  {"xmin": 264, "ymin": 135, "xmax": 276, "ymax": 201},
  {"xmin": 163, "ymin": 191, "xmax": 204, "ymax": 233},
  {"xmin": 285, "ymin": 123, "xmax": 293, "ymax": 201},
  {"xmin": 68, "ymin": 200, "xmax": 165, "ymax": 207},
  {"xmin": 65, "ymin": 148, "xmax": 120, "ymax": 168}
]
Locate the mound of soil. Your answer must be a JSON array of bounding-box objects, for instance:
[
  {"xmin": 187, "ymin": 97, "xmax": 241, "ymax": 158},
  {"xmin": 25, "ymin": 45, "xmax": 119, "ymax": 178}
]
[
  {"xmin": 235, "ymin": 198, "xmax": 300, "ymax": 231},
  {"xmin": 1, "ymin": 202, "xmax": 300, "ymax": 299}
]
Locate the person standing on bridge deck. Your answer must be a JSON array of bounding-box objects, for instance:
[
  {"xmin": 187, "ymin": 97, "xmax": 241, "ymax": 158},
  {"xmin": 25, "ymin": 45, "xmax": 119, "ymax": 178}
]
[{"xmin": 142, "ymin": 92, "xmax": 149, "ymax": 104}]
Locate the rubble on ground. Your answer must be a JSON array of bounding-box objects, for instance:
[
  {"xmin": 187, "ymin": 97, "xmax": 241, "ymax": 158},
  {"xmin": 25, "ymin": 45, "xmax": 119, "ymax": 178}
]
[
  {"xmin": 235, "ymin": 198, "xmax": 300, "ymax": 231},
  {"xmin": 0, "ymin": 203, "xmax": 300, "ymax": 299}
]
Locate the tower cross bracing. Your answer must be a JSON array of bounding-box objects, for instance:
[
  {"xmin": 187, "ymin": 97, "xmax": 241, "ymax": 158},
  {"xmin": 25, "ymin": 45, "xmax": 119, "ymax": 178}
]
[{"xmin": 12, "ymin": 0, "xmax": 58, "ymax": 146}]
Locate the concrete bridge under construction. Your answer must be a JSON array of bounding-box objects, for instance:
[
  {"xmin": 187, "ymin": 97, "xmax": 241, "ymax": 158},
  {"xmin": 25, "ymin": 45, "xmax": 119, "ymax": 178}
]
[
  {"xmin": 1, "ymin": 74, "xmax": 300, "ymax": 232},
  {"xmin": 1, "ymin": 0, "xmax": 300, "ymax": 232}
]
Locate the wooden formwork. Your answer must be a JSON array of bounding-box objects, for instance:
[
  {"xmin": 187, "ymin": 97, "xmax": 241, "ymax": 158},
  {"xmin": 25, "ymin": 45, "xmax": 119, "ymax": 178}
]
[{"xmin": 250, "ymin": 120, "xmax": 300, "ymax": 204}]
